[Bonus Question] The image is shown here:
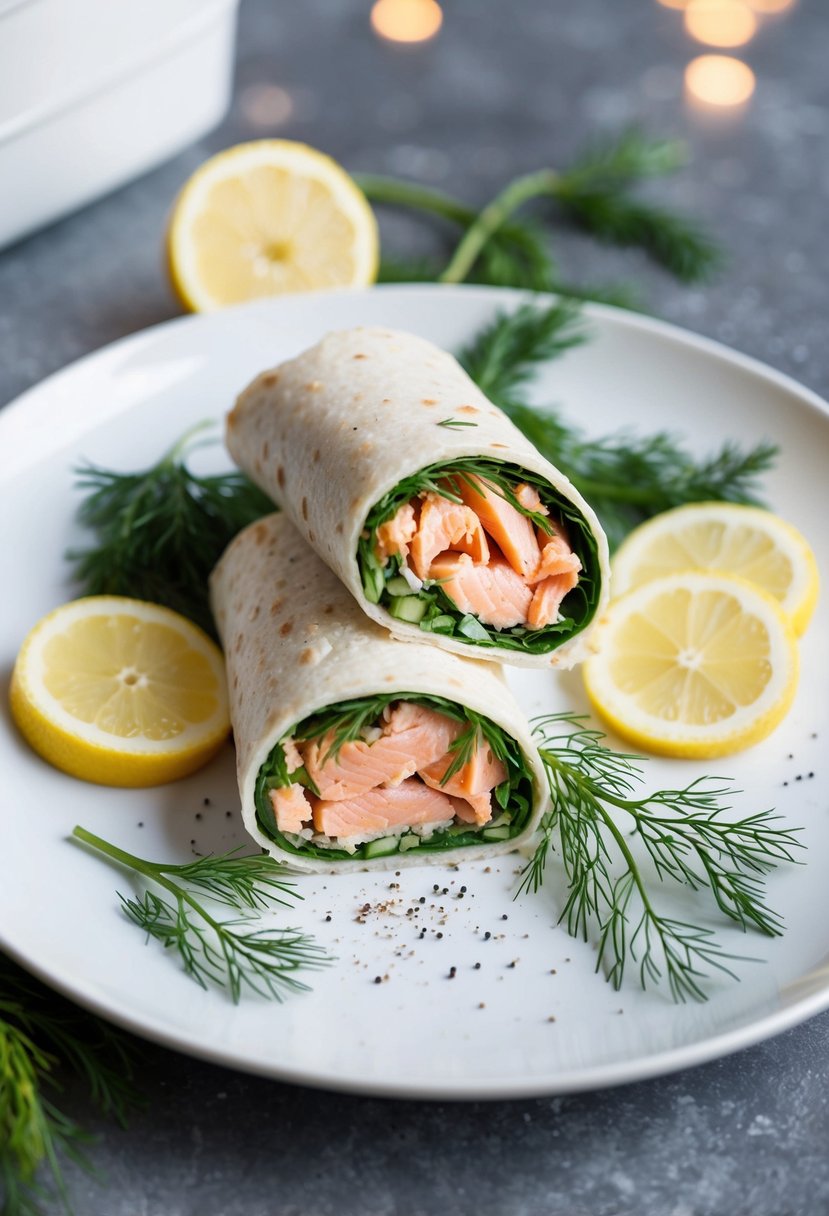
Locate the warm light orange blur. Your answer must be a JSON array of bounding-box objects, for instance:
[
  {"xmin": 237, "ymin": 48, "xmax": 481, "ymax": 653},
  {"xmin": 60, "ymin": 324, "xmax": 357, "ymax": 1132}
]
[
  {"xmin": 685, "ymin": 0, "xmax": 757, "ymax": 47},
  {"xmin": 746, "ymin": 0, "xmax": 796, "ymax": 10},
  {"xmin": 371, "ymin": 0, "xmax": 443, "ymax": 43},
  {"xmin": 685, "ymin": 55, "xmax": 756, "ymax": 106},
  {"xmin": 655, "ymin": 0, "xmax": 689, "ymax": 8}
]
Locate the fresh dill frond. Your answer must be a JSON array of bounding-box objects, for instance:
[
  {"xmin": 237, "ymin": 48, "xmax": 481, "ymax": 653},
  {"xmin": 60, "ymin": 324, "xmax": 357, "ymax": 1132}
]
[
  {"xmin": 68, "ymin": 422, "xmax": 274, "ymax": 639},
  {"xmin": 457, "ymin": 300, "xmax": 586, "ymax": 407},
  {"xmin": 0, "ymin": 954, "xmax": 142, "ymax": 1216},
  {"xmin": 71, "ymin": 829, "xmax": 330, "ymax": 1004},
  {"xmin": 437, "ymin": 417, "xmax": 479, "ymax": 430},
  {"xmin": 519, "ymin": 714, "xmax": 802, "ymax": 1002}
]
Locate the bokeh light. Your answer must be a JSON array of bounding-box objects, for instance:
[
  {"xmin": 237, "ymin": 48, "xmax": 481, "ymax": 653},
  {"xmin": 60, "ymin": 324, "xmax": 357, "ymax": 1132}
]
[
  {"xmin": 240, "ymin": 84, "xmax": 294, "ymax": 128},
  {"xmin": 654, "ymin": 0, "xmax": 689, "ymax": 8},
  {"xmin": 371, "ymin": 0, "xmax": 443, "ymax": 43},
  {"xmin": 684, "ymin": 0, "xmax": 757, "ymax": 47},
  {"xmin": 685, "ymin": 54, "xmax": 756, "ymax": 106},
  {"xmin": 746, "ymin": 0, "xmax": 796, "ymax": 11}
]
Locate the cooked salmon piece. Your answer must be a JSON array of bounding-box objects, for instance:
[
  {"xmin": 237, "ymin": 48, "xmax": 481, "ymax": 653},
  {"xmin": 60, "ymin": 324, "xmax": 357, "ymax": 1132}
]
[
  {"xmin": 514, "ymin": 483, "xmax": 548, "ymax": 515},
  {"xmin": 375, "ymin": 502, "xmax": 417, "ymax": 564},
  {"xmin": 298, "ymin": 702, "xmax": 462, "ymax": 800},
  {"xmin": 528, "ymin": 568, "xmax": 581, "ymax": 628},
  {"xmin": 420, "ymin": 735, "xmax": 506, "ymax": 798},
  {"xmin": 531, "ymin": 528, "xmax": 582, "ymax": 585},
  {"xmin": 455, "ymin": 475, "xmax": 540, "ymax": 579},
  {"xmin": 269, "ymin": 784, "xmax": 312, "ymax": 834},
  {"xmin": 282, "ymin": 736, "xmax": 304, "ymax": 772},
  {"xmin": 409, "ymin": 492, "xmax": 489, "ymax": 580},
  {"xmin": 313, "ymin": 779, "xmax": 456, "ymax": 837},
  {"xmin": 429, "ymin": 551, "xmax": 533, "ymax": 630},
  {"xmin": 451, "ymin": 793, "xmax": 494, "ymax": 826}
]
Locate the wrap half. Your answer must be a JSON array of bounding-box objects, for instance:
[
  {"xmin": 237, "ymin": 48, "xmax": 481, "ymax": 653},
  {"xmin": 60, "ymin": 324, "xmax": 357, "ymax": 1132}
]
[
  {"xmin": 210, "ymin": 513, "xmax": 549, "ymax": 873},
  {"xmin": 226, "ymin": 326, "xmax": 610, "ymax": 668}
]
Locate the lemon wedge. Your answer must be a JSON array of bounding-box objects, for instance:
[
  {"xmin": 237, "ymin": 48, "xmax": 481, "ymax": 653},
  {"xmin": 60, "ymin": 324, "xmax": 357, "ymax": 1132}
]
[
  {"xmin": 612, "ymin": 503, "xmax": 819, "ymax": 636},
  {"xmin": 10, "ymin": 597, "xmax": 230, "ymax": 786},
  {"xmin": 583, "ymin": 572, "xmax": 799, "ymax": 758},
  {"xmin": 167, "ymin": 140, "xmax": 379, "ymax": 311}
]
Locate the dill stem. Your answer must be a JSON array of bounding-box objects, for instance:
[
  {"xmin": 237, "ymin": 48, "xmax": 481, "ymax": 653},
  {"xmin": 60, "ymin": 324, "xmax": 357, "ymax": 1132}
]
[
  {"xmin": 563, "ymin": 473, "xmax": 673, "ymax": 506},
  {"xmin": 71, "ymin": 826, "xmax": 222, "ymax": 931},
  {"xmin": 355, "ymin": 175, "xmax": 476, "ymax": 225},
  {"xmin": 440, "ymin": 169, "xmax": 560, "ymax": 284}
]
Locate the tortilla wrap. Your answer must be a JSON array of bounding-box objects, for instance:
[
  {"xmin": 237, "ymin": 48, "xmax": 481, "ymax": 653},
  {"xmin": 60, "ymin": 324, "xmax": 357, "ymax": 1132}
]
[{"xmin": 226, "ymin": 326, "xmax": 610, "ymax": 668}]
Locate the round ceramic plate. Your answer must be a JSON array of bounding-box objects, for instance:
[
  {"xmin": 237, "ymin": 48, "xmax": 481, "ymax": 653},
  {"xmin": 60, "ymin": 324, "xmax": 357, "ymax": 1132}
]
[{"xmin": 1, "ymin": 285, "xmax": 827, "ymax": 1099}]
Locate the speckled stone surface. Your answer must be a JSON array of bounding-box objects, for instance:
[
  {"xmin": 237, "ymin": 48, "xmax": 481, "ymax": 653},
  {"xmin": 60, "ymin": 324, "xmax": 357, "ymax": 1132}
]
[{"xmin": 2, "ymin": 1, "xmax": 828, "ymax": 1213}]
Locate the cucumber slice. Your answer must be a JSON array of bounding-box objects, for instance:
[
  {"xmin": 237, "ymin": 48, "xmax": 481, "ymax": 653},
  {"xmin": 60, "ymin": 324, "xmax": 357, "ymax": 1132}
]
[
  {"xmin": 363, "ymin": 836, "xmax": 399, "ymax": 858},
  {"xmin": 486, "ymin": 811, "xmax": 513, "ymax": 831},
  {"xmin": 362, "ymin": 562, "xmax": 386, "ymax": 604},
  {"xmin": 481, "ymin": 825, "xmax": 512, "ymax": 841},
  {"xmin": 428, "ymin": 614, "xmax": 456, "ymax": 633},
  {"xmin": 398, "ymin": 834, "xmax": 421, "ymax": 852},
  {"xmin": 385, "ymin": 576, "xmax": 411, "ymax": 596},
  {"xmin": 388, "ymin": 595, "xmax": 427, "ymax": 623}
]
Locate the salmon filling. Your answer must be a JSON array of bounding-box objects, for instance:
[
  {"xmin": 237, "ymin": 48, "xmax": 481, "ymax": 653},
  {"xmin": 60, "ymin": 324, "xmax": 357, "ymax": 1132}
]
[
  {"xmin": 254, "ymin": 695, "xmax": 535, "ymax": 861},
  {"xmin": 358, "ymin": 460, "xmax": 599, "ymax": 656}
]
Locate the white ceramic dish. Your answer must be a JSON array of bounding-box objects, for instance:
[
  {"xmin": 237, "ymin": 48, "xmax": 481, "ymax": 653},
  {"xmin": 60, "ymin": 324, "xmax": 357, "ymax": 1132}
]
[
  {"xmin": 1, "ymin": 285, "xmax": 827, "ymax": 1100},
  {"xmin": 0, "ymin": 0, "xmax": 238, "ymax": 250}
]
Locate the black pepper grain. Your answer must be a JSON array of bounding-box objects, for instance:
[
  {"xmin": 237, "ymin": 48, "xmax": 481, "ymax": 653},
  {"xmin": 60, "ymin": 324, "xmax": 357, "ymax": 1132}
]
[
  {"xmin": 460, "ymin": 886, "xmax": 467, "ymax": 894},
  {"xmin": 473, "ymin": 962, "xmax": 481, "ymax": 970},
  {"xmin": 501, "ymin": 914, "xmax": 508, "ymax": 921},
  {"xmin": 448, "ymin": 966, "xmax": 457, "ymax": 979},
  {"xmin": 203, "ymin": 797, "xmax": 211, "ymax": 806},
  {"xmin": 484, "ymin": 932, "xmax": 491, "ymax": 941},
  {"xmin": 325, "ymin": 915, "xmax": 332, "ymax": 923},
  {"xmin": 373, "ymin": 976, "xmax": 382, "ymax": 984},
  {"xmin": 195, "ymin": 812, "xmax": 202, "ymax": 820}
]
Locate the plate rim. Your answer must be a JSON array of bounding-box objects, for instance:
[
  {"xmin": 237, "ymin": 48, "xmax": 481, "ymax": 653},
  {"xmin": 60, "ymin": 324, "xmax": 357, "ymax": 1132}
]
[{"xmin": 2, "ymin": 282, "xmax": 829, "ymax": 1100}]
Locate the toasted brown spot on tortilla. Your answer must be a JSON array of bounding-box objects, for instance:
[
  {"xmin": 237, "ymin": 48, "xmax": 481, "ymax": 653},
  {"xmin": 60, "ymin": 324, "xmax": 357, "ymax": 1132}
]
[
  {"xmin": 385, "ymin": 674, "xmax": 396, "ymax": 682},
  {"xmin": 382, "ymin": 397, "xmax": 392, "ymax": 404},
  {"xmin": 359, "ymin": 441, "xmax": 374, "ymax": 455},
  {"xmin": 491, "ymin": 442, "xmax": 508, "ymax": 449},
  {"xmin": 305, "ymin": 380, "xmax": 322, "ymax": 392},
  {"xmin": 232, "ymin": 674, "xmax": 239, "ymax": 690},
  {"xmin": 353, "ymin": 353, "xmax": 368, "ymax": 360},
  {"xmin": 234, "ymin": 634, "xmax": 244, "ymax": 653},
  {"xmin": 252, "ymin": 521, "xmax": 268, "ymax": 545},
  {"xmin": 280, "ymin": 621, "xmax": 294, "ymax": 637},
  {"xmin": 308, "ymin": 530, "xmax": 316, "ymax": 543},
  {"xmin": 299, "ymin": 648, "xmax": 314, "ymax": 665},
  {"xmin": 301, "ymin": 497, "xmax": 308, "ymax": 520},
  {"xmin": 458, "ymin": 405, "xmax": 479, "ymax": 415},
  {"xmin": 262, "ymin": 440, "xmax": 270, "ymax": 460},
  {"xmin": 421, "ymin": 398, "xmax": 437, "ymax": 406},
  {"xmin": 277, "ymin": 466, "xmax": 285, "ymax": 489},
  {"xmin": 249, "ymin": 604, "xmax": 261, "ymax": 622},
  {"xmin": 261, "ymin": 372, "xmax": 278, "ymax": 387},
  {"xmin": 270, "ymin": 598, "xmax": 284, "ymax": 615},
  {"xmin": 313, "ymin": 449, "xmax": 321, "ymax": 463},
  {"xmin": 335, "ymin": 522, "xmax": 344, "ymax": 534},
  {"xmin": 448, "ymin": 678, "xmax": 463, "ymax": 687},
  {"xmin": 323, "ymin": 604, "xmax": 335, "ymax": 614}
]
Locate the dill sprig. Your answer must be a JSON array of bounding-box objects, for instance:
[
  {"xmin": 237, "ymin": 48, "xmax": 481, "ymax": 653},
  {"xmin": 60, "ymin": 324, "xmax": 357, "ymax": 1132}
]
[
  {"xmin": 520, "ymin": 715, "xmax": 802, "ymax": 1002},
  {"xmin": 457, "ymin": 303, "xmax": 778, "ymax": 549},
  {"xmin": 0, "ymin": 954, "xmax": 142, "ymax": 1216},
  {"xmin": 71, "ymin": 829, "xmax": 330, "ymax": 1003},
  {"xmin": 68, "ymin": 422, "xmax": 273, "ymax": 639},
  {"xmin": 359, "ymin": 128, "xmax": 720, "ymax": 294}
]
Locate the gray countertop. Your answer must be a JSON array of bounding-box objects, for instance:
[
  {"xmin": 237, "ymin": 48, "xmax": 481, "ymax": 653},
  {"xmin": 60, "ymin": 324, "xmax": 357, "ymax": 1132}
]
[{"xmin": 2, "ymin": 1, "xmax": 828, "ymax": 1213}]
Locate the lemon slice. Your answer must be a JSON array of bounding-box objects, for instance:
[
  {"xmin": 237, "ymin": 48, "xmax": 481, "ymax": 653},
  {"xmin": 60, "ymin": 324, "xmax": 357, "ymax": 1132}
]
[
  {"xmin": 10, "ymin": 597, "xmax": 230, "ymax": 787},
  {"xmin": 612, "ymin": 503, "xmax": 819, "ymax": 636},
  {"xmin": 167, "ymin": 140, "xmax": 379, "ymax": 311},
  {"xmin": 583, "ymin": 572, "xmax": 799, "ymax": 758}
]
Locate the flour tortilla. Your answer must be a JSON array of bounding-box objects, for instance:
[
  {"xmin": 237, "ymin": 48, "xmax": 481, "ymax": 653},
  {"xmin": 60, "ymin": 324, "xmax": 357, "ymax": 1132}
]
[
  {"xmin": 209, "ymin": 513, "xmax": 550, "ymax": 873},
  {"xmin": 226, "ymin": 326, "xmax": 610, "ymax": 668}
]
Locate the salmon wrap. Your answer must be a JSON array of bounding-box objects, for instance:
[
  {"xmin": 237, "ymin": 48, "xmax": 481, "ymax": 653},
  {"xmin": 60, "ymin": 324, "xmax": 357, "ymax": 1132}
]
[
  {"xmin": 209, "ymin": 513, "xmax": 549, "ymax": 873},
  {"xmin": 226, "ymin": 326, "xmax": 610, "ymax": 668}
]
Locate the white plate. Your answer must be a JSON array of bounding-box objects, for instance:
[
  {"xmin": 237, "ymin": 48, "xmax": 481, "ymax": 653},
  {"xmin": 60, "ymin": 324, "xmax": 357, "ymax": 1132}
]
[{"xmin": 1, "ymin": 285, "xmax": 828, "ymax": 1100}]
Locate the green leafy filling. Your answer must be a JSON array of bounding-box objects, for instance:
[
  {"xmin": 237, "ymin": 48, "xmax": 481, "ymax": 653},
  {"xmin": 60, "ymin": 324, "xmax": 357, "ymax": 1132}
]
[
  {"xmin": 356, "ymin": 458, "xmax": 601, "ymax": 655},
  {"xmin": 254, "ymin": 693, "xmax": 535, "ymax": 862}
]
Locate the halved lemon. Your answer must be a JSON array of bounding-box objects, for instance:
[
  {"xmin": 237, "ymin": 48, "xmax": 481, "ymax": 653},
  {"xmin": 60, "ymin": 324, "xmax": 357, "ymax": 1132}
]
[
  {"xmin": 612, "ymin": 503, "xmax": 819, "ymax": 636},
  {"xmin": 167, "ymin": 140, "xmax": 379, "ymax": 311},
  {"xmin": 583, "ymin": 572, "xmax": 799, "ymax": 758},
  {"xmin": 10, "ymin": 597, "xmax": 230, "ymax": 786}
]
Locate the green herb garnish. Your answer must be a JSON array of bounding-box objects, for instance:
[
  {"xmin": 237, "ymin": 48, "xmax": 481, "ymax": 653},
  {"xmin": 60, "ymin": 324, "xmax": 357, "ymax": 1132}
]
[
  {"xmin": 436, "ymin": 417, "xmax": 478, "ymax": 429},
  {"xmin": 254, "ymin": 693, "xmax": 534, "ymax": 863},
  {"xmin": 71, "ymin": 829, "xmax": 330, "ymax": 1002},
  {"xmin": 69, "ymin": 423, "xmax": 274, "ymax": 639},
  {"xmin": 359, "ymin": 128, "xmax": 720, "ymax": 296},
  {"xmin": 0, "ymin": 955, "xmax": 141, "ymax": 1216},
  {"xmin": 522, "ymin": 715, "xmax": 802, "ymax": 1002}
]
